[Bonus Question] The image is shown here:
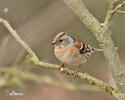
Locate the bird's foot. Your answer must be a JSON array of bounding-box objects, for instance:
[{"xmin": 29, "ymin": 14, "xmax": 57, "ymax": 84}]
[
  {"xmin": 73, "ymin": 64, "xmax": 81, "ymax": 79},
  {"xmin": 60, "ymin": 63, "xmax": 65, "ymax": 72}
]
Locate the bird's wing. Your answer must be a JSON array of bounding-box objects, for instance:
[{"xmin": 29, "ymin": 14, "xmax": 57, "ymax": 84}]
[{"xmin": 73, "ymin": 41, "xmax": 88, "ymax": 54}]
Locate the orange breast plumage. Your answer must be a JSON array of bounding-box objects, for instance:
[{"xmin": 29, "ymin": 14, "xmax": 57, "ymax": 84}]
[{"xmin": 55, "ymin": 45, "xmax": 88, "ymax": 66}]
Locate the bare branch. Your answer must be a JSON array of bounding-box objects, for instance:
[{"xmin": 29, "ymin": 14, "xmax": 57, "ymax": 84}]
[
  {"xmin": 117, "ymin": 10, "xmax": 125, "ymax": 13},
  {"xmin": 114, "ymin": 1, "xmax": 125, "ymax": 12},
  {"xmin": 104, "ymin": 0, "xmax": 125, "ymax": 28},
  {"xmin": 104, "ymin": 0, "xmax": 121, "ymax": 28}
]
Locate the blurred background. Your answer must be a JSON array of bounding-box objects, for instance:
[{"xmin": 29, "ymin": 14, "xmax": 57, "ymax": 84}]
[{"xmin": 0, "ymin": 0, "xmax": 125, "ymax": 100}]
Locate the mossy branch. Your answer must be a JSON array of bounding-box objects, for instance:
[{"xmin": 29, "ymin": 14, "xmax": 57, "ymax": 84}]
[
  {"xmin": 62, "ymin": 0, "xmax": 125, "ymax": 100},
  {"xmin": 0, "ymin": 17, "xmax": 119, "ymax": 98}
]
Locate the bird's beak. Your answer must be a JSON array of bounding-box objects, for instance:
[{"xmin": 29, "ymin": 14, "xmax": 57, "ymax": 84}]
[{"xmin": 51, "ymin": 41, "xmax": 56, "ymax": 45}]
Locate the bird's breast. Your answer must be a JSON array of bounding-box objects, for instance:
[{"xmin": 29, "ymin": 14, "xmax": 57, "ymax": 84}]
[{"xmin": 54, "ymin": 46, "xmax": 88, "ymax": 66}]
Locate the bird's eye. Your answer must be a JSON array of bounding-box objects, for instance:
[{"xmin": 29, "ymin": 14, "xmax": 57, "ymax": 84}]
[{"xmin": 59, "ymin": 40, "xmax": 63, "ymax": 43}]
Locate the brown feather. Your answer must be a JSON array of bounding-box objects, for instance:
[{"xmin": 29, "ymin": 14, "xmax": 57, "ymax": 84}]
[{"xmin": 74, "ymin": 41, "xmax": 88, "ymax": 54}]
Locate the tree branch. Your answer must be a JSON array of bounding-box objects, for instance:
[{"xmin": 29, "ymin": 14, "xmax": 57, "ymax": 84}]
[
  {"xmin": 0, "ymin": 17, "xmax": 119, "ymax": 98},
  {"xmin": 104, "ymin": 0, "xmax": 125, "ymax": 28},
  {"xmin": 117, "ymin": 10, "xmax": 125, "ymax": 13},
  {"xmin": 104, "ymin": 0, "xmax": 121, "ymax": 28}
]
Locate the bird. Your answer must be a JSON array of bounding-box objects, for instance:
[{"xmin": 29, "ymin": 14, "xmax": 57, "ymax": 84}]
[{"xmin": 51, "ymin": 32, "xmax": 101, "ymax": 77}]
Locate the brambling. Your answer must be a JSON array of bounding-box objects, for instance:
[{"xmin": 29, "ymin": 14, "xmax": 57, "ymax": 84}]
[{"xmin": 51, "ymin": 32, "xmax": 101, "ymax": 77}]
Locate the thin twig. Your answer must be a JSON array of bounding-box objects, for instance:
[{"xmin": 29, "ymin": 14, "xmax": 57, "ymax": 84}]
[
  {"xmin": 104, "ymin": 0, "xmax": 125, "ymax": 28},
  {"xmin": 104, "ymin": 0, "xmax": 122, "ymax": 29},
  {"xmin": 113, "ymin": 1, "xmax": 125, "ymax": 12},
  {"xmin": 117, "ymin": 10, "xmax": 125, "ymax": 13}
]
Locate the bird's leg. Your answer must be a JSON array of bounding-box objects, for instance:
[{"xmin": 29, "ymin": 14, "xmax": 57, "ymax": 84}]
[
  {"xmin": 60, "ymin": 63, "xmax": 65, "ymax": 68},
  {"xmin": 74, "ymin": 64, "xmax": 81, "ymax": 79},
  {"xmin": 60, "ymin": 63, "xmax": 65, "ymax": 72}
]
